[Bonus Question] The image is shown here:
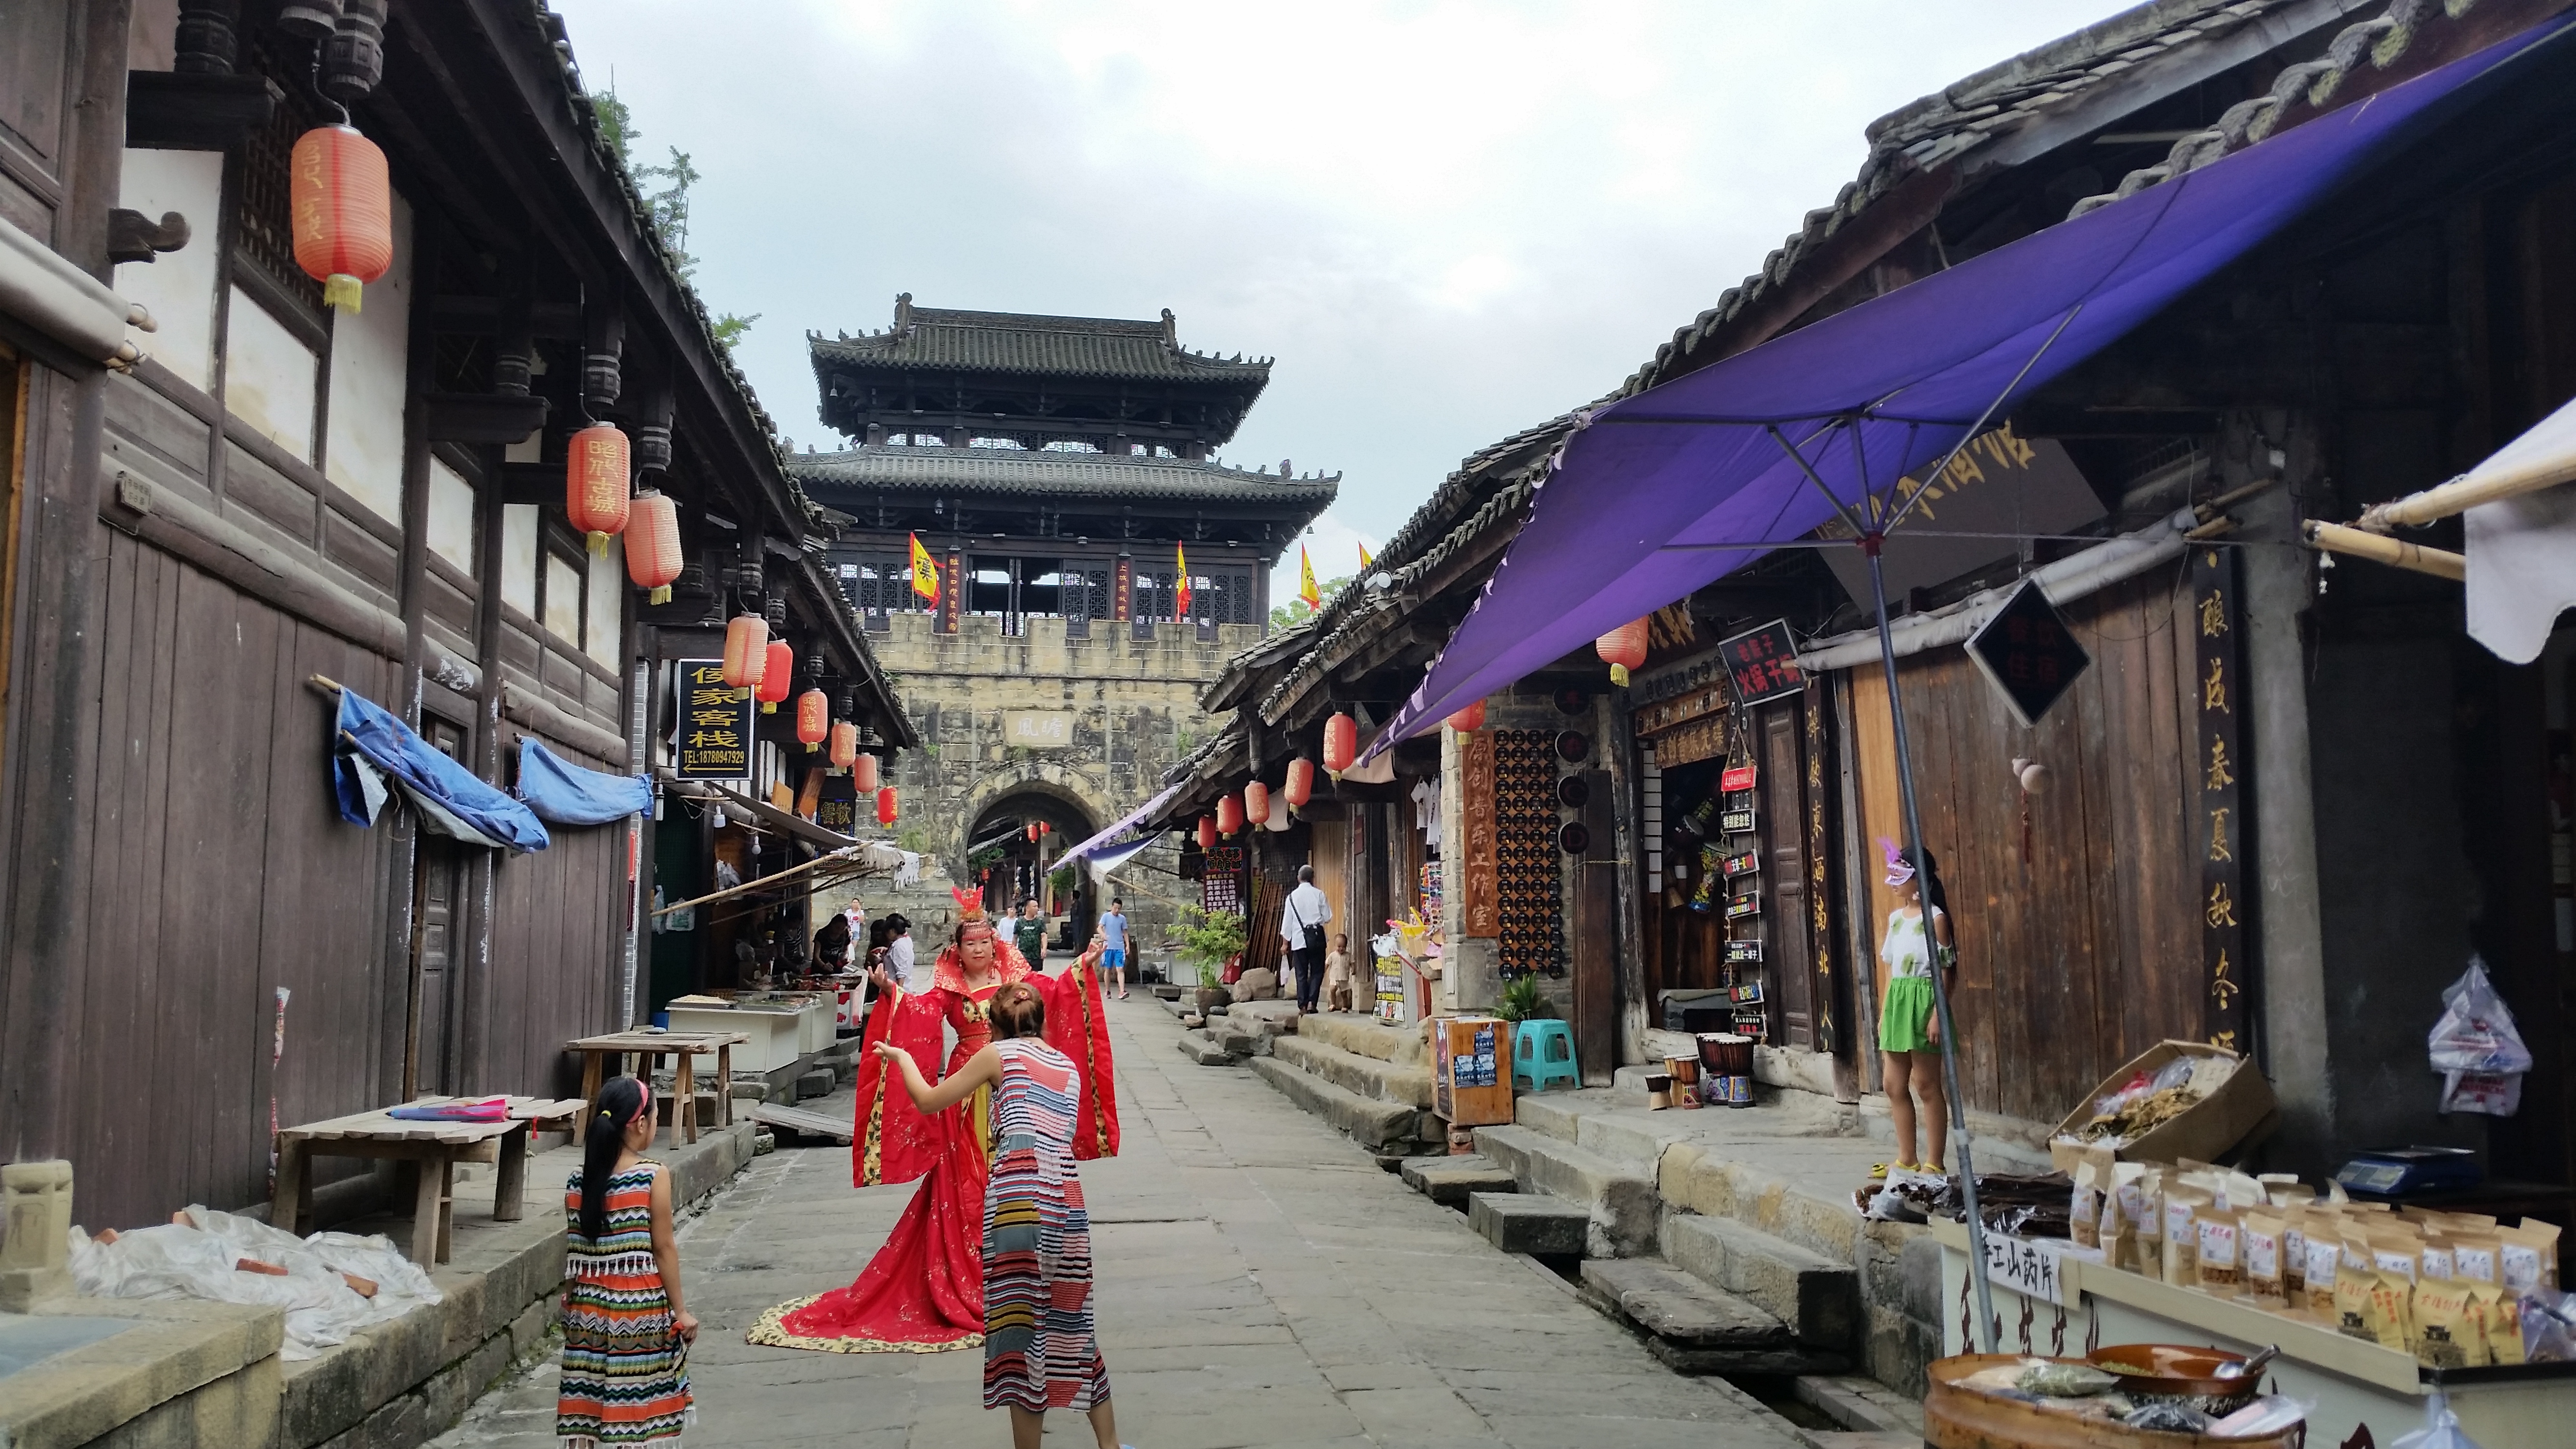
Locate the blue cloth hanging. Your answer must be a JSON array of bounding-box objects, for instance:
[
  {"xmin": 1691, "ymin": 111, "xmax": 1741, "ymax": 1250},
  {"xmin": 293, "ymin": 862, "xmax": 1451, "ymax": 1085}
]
[
  {"xmin": 514, "ymin": 737, "xmax": 651, "ymax": 826},
  {"xmin": 331, "ymin": 688, "xmax": 550, "ymax": 852}
]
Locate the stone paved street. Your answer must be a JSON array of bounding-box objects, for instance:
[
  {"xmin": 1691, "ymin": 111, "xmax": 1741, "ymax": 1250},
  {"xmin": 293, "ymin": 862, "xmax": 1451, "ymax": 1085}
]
[{"xmin": 430, "ymin": 998, "xmax": 1805, "ymax": 1448}]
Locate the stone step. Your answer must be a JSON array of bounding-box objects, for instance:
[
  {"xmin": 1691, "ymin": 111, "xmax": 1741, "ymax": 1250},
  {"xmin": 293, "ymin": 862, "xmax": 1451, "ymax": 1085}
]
[
  {"xmin": 1225, "ymin": 999, "xmax": 1304, "ymax": 1038},
  {"xmin": 1577, "ymin": 1257, "xmax": 1789, "ymax": 1347},
  {"xmin": 1470, "ymin": 1124, "xmax": 1658, "ymax": 1259},
  {"xmin": 1467, "ymin": 1191, "xmax": 1587, "ymax": 1256},
  {"xmin": 1270, "ymin": 1035, "xmax": 1433, "ymax": 1109},
  {"xmin": 1659, "ymin": 1213, "xmax": 1860, "ymax": 1349},
  {"xmin": 1645, "ymin": 1338, "xmax": 1853, "ymax": 1377},
  {"xmin": 1176, "ymin": 1029, "xmax": 1240, "ymax": 1067},
  {"xmin": 1398, "ymin": 1154, "xmax": 1518, "ymax": 1207},
  {"xmin": 1298, "ymin": 1012, "xmax": 1425, "ymax": 1066},
  {"xmin": 1247, "ymin": 1056, "xmax": 1433, "ymax": 1155}
]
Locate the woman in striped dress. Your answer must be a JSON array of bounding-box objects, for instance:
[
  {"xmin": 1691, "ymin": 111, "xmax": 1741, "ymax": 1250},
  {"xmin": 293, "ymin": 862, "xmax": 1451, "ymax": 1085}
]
[
  {"xmin": 559, "ymin": 1077, "xmax": 695, "ymax": 1446},
  {"xmin": 877, "ymin": 981, "xmax": 1123, "ymax": 1449}
]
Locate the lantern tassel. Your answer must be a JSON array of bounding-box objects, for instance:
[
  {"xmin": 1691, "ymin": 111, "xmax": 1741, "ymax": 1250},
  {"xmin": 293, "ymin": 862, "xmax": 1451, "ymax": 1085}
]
[
  {"xmin": 587, "ymin": 531, "xmax": 612, "ymax": 559},
  {"xmin": 323, "ymin": 274, "xmax": 364, "ymax": 312},
  {"xmin": 1611, "ymin": 663, "xmax": 1631, "ymax": 687},
  {"xmin": 761, "ymin": 702, "xmax": 777, "ymax": 714},
  {"xmin": 649, "ymin": 585, "xmax": 672, "ymax": 605}
]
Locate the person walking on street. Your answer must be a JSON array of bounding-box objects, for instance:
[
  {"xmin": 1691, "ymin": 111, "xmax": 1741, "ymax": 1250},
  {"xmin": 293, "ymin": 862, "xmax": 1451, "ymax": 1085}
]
[
  {"xmin": 1100, "ymin": 897, "xmax": 1130, "ymax": 1000},
  {"xmin": 1280, "ymin": 864, "xmax": 1332, "ymax": 1014},
  {"xmin": 884, "ymin": 914, "xmax": 916, "ymax": 989},
  {"xmin": 558, "ymin": 1076, "xmax": 695, "ymax": 1446},
  {"xmin": 1875, "ymin": 842, "xmax": 1956, "ymax": 1177},
  {"xmin": 1013, "ymin": 898, "xmax": 1048, "ymax": 972},
  {"xmin": 874, "ymin": 981, "xmax": 1127, "ymax": 1449}
]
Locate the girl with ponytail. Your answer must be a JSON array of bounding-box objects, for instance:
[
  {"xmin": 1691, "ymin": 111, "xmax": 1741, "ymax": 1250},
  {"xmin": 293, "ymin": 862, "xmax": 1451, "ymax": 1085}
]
[{"xmin": 557, "ymin": 1076, "xmax": 694, "ymax": 1445}]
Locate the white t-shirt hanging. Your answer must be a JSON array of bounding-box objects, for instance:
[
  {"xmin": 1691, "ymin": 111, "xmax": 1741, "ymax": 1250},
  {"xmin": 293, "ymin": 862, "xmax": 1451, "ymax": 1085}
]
[{"xmin": 1409, "ymin": 778, "xmax": 1443, "ymax": 850}]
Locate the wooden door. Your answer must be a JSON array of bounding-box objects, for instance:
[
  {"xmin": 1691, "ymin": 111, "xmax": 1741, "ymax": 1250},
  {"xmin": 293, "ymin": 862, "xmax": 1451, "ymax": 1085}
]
[
  {"xmin": 405, "ymin": 720, "xmax": 469, "ymax": 1096},
  {"xmin": 1762, "ymin": 706, "xmax": 1816, "ymax": 1048},
  {"xmin": 1573, "ymin": 770, "xmax": 1619, "ymax": 1083}
]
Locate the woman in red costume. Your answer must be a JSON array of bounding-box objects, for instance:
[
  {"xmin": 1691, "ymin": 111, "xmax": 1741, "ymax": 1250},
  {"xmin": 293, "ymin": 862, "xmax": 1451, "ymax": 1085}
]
[{"xmin": 749, "ymin": 888, "xmax": 1119, "ymax": 1352}]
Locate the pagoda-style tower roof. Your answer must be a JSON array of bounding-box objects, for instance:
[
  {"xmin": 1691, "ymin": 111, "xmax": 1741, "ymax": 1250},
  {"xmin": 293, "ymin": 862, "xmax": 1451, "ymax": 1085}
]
[
  {"xmin": 791, "ymin": 445, "xmax": 1335, "ymax": 535},
  {"xmin": 811, "ymin": 295, "xmax": 1272, "ymax": 456}
]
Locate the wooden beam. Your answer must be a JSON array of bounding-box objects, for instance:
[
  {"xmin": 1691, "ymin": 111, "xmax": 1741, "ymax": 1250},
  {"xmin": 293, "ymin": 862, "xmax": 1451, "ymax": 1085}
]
[
  {"xmin": 2302, "ymin": 520, "xmax": 2465, "ymax": 581},
  {"xmin": 124, "ymin": 71, "xmax": 279, "ymax": 151}
]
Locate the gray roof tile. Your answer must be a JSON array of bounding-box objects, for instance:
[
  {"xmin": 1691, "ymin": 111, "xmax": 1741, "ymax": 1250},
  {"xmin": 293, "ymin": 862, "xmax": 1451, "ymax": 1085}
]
[
  {"xmin": 788, "ymin": 444, "xmax": 1339, "ymax": 510},
  {"xmin": 810, "ymin": 302, "xmax": 1271, "ymax": 383}
]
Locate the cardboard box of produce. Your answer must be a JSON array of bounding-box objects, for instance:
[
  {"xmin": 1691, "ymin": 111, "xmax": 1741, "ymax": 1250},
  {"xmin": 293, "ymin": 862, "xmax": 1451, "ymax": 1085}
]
[{"xmin": 2050, "ymin": 1039, "xmax": 2278, "ymax": 1168}]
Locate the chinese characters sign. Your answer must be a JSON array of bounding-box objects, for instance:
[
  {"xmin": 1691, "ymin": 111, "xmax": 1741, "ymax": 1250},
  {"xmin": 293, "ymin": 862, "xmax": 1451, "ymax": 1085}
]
[
  {"xmin": 1965, "ymin": 580, "xmax": 2090, "ymax": 727},
  {"xmin": 1459, "ymin": 728, "xmax": 1499, "ymax": 938},
  {"xmin": 675, "ymin": 659, "xmax": 753, "ymax": 781},
  {"xmin": 1004, "ymin": 711, "xmax": 1074, "ymax": 749},
  {"xmin": 1720, "ymin": 620, "xmax": 1805, "ymax": 706},
  {"xmin": 2194, "ymin": 547, "xmax": 2248, "ymax": 1053}
]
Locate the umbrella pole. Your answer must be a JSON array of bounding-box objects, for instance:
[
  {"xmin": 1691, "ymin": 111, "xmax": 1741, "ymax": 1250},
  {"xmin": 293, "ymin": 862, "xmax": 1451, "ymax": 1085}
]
[{"xmin": 1865, "ymin": 535, "xmax": 1998, "ymax": 1355}]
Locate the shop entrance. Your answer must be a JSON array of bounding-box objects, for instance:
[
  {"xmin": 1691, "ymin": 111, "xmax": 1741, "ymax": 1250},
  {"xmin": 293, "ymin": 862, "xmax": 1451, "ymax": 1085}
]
[{"xmin": 404, "ymin": 718, "xmax": 470, "ymax": 1097}]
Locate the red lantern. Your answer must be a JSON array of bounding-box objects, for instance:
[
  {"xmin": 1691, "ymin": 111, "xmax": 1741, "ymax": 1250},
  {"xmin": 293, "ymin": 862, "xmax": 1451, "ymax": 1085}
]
[
  {"xmin": 1244, "ymin": 781, "xmax": 1270, "ymax": 826},
  {"xmin": 721, "ymin": 614, "xmax": 768, "ymax": 689},
  {"xmin": 1196, "ymin": 816, "xmax": 1217, "ymax": 851},
  {"xmin": 795, "ymin": 690, "xmax": 829, "ymax": 748},
  {"xmin": 755, "ymin": 640, "xmax": 793, "ymax": 711},
  {"xmin": 1026, "ymin": 822, "xmax": 1039, "ymax": 842},
  {"xmin": 1596, "ymin": 618, "xmax": 1650, "ymax": 687},
  {"xmin": 1323, "ymin": 711, "xmax": 1358, "ymax": 780},
  {"xmin": 1217, "ymin": 793, "xmax": 1245, "ymax": 837},
  {"xmin": 565, "ymin": 423, "xmax": 630, "ymax": 553},
  {"xmin": 832, "ymin": 724, "xmax": 861, "ymax": 771},
  {"xmin": 1446, "ymin": 698, "xmax": 1486, "ymax": 733},
  {"xmin": 290, "ymin": 125, "xmax": 392, "ymax": 312},
  {"xmin": 1038, "ymin": 821, "xmax": 1050, "ymax": 836},
  {"xmin": 624, "ymin": 490, "xmax": 681, "ymax": 604},
  {"xmin": 875, "ymin": 786, "xmax": 898, "ymax": 827},
  {"xmin": 1283, "ymin": 757, "xmax": 1315, "ymax": 811}
]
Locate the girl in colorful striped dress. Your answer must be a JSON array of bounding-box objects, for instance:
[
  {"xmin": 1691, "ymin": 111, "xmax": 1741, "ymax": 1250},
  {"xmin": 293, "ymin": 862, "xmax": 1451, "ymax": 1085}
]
[
  {"xmin": 877, "ymin": 982, "xmax": 1125, "ymax": 1449},
  {"xmin": 559, "ymin": 1077, "xmax": 696, "ymax": 1447}
]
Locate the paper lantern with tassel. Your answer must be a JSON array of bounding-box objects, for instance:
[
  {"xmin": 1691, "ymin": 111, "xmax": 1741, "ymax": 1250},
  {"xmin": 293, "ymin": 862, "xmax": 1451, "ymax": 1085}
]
[
  {"xmin": 289, "ymin": 125, "xmax": 392, "ymax": 312},
  {"xmin": 1446, "ymin": 698, "xmax": 1486, "ymax": 733},
  {"xmin": 875, "ymin": 786, "xmax": 899, "ymax": 827},
  {"xmin": 1243, "ymin": 781, "xmax": 1270, "ymax": 827},
  {"xmin": 830, "ymin": 722, "xmax": 861, "ymax": 770},
  {"xmin": 1283, "ymin": 757, "xmax": 1315, "ymax": 812},
  {"xmin": 755, "ymin": 641, "xmax": 793, "ymax": 712},
  {"xmin": 565, "ymin": 423, "xmax": 630, "ymax": 554},
  {"xmin": 1026, "ymin": 822, "xmax": 1038, "ymax": 842},
  {"xmin": 851, "ymin": 750, "xmax": 880, "ymax": 793},
  {"xmin": 1217, "ymin": 793, "xmax": 1244, "ymax": 837},
  {"xmin": 1596, "ymin": 618, "xmax": 1650, "ymax": 687},
  {"xmin": 1196, "ymin": 816, "xmax": 1216, "ymax": 851},
  {"xmin": 1323, "ymin": 711, "xmax": 1357, "ymax": 780},
  {"xmin": 721, "ymin": 614, "xmax": 768, "ymax": 689},
  {"xmin": 624, "ymin": 490, "xmax": 681, "ymax": 603},
  {"xmin": 795, "ymin": 689, "xmax": 829, "ymax": 749}
]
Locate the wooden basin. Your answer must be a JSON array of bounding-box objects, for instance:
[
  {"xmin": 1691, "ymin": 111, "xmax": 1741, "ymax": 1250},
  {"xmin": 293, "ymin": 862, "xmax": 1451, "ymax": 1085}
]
[{"xmin": 1925, "ymin": 1353, "xmax": 2298, "ymax": 1449}]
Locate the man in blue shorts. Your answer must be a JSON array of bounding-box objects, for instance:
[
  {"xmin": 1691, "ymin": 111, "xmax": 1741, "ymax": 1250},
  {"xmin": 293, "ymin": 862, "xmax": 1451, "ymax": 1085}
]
[{"xmin": 1100, "ymin": 896, "xmax": 1130, "ymax": 999}]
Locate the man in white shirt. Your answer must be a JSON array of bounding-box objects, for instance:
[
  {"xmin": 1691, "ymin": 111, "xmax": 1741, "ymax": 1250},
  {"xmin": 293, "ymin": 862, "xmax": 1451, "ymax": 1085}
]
[
  {"xmin": 1280, "ymin": 864, "xmax": 1332, "ymax": 1014},
  {"xmin": 882, "ymin": 913, "xmax": 915, "ymax": 989}
]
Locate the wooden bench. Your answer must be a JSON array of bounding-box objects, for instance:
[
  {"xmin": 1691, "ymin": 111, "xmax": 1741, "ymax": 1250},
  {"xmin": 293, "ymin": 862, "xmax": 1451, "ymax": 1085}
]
[
  {"xmin": 271, "ymin": 1095, "xmax": 588, "ymax": 1266},
  {"xmin": 565, "ymin": 1030, "xmax": 748, "ymax": 1146}
]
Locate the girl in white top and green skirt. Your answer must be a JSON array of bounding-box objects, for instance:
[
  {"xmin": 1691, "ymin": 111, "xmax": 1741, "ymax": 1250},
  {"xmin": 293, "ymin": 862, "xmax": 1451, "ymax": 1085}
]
[{"xmin": 1877, "ymin": 841, "xmax": 1956, "ymax": 1175}]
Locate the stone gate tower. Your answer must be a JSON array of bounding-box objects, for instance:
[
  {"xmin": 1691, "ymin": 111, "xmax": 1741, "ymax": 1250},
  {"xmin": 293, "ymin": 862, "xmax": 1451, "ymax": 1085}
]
[{"xmin": 789, "ymin": 297, "xmax": 1336, "ymax": 943}]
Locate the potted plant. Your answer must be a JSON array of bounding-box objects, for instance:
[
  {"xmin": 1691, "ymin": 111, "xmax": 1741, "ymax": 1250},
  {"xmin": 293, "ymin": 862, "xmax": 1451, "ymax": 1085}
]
[
  {"xmin": 1172, "ymin": 905, "xmax": 1247, "ymax": 1014},
  {"xmin": 1496, "ymin": 975, "xmax": 1552, "ymax": 1023}
]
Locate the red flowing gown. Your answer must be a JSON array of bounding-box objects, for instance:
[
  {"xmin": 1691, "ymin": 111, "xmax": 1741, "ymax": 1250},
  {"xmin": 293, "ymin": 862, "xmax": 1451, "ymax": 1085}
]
[{"xmin": 747, "ymin": 940, "xmax": 1119, "ymax": 1352}]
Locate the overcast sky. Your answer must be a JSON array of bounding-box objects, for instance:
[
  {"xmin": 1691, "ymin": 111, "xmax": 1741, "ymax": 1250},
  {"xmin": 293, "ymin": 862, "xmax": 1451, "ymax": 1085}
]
[{"xmin": 550, "ymin": 0, "xmax": 2124, "ymax": 599}]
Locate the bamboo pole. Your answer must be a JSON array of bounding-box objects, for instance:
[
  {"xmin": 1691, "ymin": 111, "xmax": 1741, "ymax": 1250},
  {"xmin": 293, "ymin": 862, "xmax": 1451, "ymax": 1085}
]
[
  {"xmin": 2302, "ymin": 520, "xmax": 2465, "ymax": 581},
  {"xmin": 652, "ymin": 845, "xmax": 869, "ymax": 917}
]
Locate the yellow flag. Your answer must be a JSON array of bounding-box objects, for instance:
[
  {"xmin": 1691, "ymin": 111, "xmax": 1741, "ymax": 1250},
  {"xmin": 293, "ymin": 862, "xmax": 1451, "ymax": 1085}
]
[
  {"xmin": 1298, "ymin": 545, "xmax": 1320, "ymax": 611},
  {"xmin": 908, "ymin": 532, "xmax": 939, "ymax": 600},
  {"xmin": 1358, "ymin": 541, "xmax": 1375, "ymax": 570},
  {"xmin": 1175, "ymin": 541, "xmax": 1192, "ymax": 618}
]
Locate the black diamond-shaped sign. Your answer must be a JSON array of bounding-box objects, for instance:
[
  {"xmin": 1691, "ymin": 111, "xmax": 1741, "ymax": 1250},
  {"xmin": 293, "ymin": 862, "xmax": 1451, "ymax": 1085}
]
[{"xmin": 1965, "ymin": 579, "xmax": 2090, "ymax": 727}]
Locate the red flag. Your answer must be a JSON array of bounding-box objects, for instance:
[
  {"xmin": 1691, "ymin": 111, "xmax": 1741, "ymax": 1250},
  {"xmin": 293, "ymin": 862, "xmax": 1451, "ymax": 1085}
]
[{"xmin": 1175, "ymin": 541, "xmax": 1192, "ymax": 619}]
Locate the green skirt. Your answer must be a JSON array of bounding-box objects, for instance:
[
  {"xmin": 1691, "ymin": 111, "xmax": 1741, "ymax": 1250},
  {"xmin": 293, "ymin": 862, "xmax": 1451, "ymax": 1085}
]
[{"xmin": 1878, "ymin": 976, "xmax": 1944, "ymax": 1055}]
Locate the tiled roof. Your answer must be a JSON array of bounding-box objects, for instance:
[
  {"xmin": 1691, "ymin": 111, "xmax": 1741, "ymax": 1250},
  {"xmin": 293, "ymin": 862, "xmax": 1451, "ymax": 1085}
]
[
  {"xmin": 788, "ymin": 445, "xmax": 1339, "ymax": 513},
  {"xmin": 1613, "ymin": 0, "xmax": 2496, "ymax": 397},
  {"xmin": 811, "ymin": 298, "xmax": 1272, "ymax": 383}
]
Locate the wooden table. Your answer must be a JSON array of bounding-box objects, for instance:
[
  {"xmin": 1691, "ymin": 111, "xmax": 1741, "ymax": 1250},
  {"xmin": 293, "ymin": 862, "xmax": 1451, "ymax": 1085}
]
[
  {"xmin": 565, "ymin": 1030, "xmax": 748, "ymax": 1146},
  {"xmin": 271, "ymin": 1095, "xmax": 588, "ymax": 1266}
]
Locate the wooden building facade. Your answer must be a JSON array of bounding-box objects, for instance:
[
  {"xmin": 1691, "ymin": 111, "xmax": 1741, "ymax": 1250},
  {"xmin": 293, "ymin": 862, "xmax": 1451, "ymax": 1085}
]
[{"xmin": 0, "ymin": 0, "xmax": 908, "ymax": 1229}]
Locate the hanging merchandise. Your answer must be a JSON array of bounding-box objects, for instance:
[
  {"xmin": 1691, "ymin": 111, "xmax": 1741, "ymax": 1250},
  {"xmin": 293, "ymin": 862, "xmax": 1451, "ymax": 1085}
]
[
  {"xmin": 848, "ymin": 747, "xmax": 876, "ymax": 789},
  {"xmin": 289, "ymin": 126, "xmax": 392, "ymax": 311},
  {"xmin": 1596, "ymin": 618, "xmax": 1650, "ymax": 686},
  {"xmin": 795, "ymin": 690, "xmax": 828, "ymax": 748},
  {"xmin": 1283, "ymin": 757, "xmax": 1315, "ymax": 811},
  {"xmin": 1323, "ymin": 712, "xmax": 1358, "ymax": 778},
  {"xmin": 1447, "ymin": 698, "xmax": 1486, "ymax": 732},
  {"xmin": 1217, "ymin": 793, "xmax": 1244, "ymax": 837},
  {"xmin": 755, "ymin": 641, "xmax": 793, "ymax": 712},
  {"xmin": 874, "ymin": 786, "xmax": 898, "ymax": 827},
  {"xmin": 721, "ymin": 614, "xmax": 769, "ymax": 689},
  {"xmin": 564, "ymin": 423, "xmax": 630, "ymax": 554},
  {"xmin": 2428, "ymin": 957, "xmax": 2533, "ymax": 1115},
  {"xmin": 1244, "ymin": 781, "xmax": 1270, "ymax": 827},
  {"xmin": 624, "ymin": 491, "xmax": 681, "ymax": 602}
]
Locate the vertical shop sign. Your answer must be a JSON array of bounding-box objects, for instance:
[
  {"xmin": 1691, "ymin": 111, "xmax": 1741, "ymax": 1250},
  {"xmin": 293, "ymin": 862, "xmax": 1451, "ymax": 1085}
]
[
  {"xmin": 2193, "ymin": 547, "xmax": 2248, "ymax": 1052},
  {"xmin": 1461, "ymin": 727, "xmax": 1499, "ymax": 938},
  {"xmin": 676, "ymin": 659, "xmax": 754, "ymax": 781},
  {"xmin": 1804, "ymin": 685, "xmax": 1837, "ymax": 1053}
]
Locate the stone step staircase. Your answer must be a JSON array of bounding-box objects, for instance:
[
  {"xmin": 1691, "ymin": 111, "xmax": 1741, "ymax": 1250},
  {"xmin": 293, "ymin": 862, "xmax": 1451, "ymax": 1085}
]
[{"xmin": 1244, "ymin": 1013, "xmax": 1440, "ymax": 1160}]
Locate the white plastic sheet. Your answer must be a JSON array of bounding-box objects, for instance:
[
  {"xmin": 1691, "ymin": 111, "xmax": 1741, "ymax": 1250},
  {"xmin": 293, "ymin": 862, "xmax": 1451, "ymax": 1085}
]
[{"xmin": 66, "ymin": 1206, "xmax": 441, "ymax": 1360}]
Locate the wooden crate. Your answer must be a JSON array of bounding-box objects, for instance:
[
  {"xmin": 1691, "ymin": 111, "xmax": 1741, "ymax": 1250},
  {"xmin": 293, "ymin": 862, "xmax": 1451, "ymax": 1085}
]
[{"xmin": 1432, "ymin": 1016, "xmax": 1515, "ymax": 1127}]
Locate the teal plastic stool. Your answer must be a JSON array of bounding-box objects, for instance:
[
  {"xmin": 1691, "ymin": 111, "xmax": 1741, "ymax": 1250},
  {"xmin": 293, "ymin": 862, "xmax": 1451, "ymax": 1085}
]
[{"xmin": 1512, "ymin": 1019, "xmax": 1580, "ymax": 1091}]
